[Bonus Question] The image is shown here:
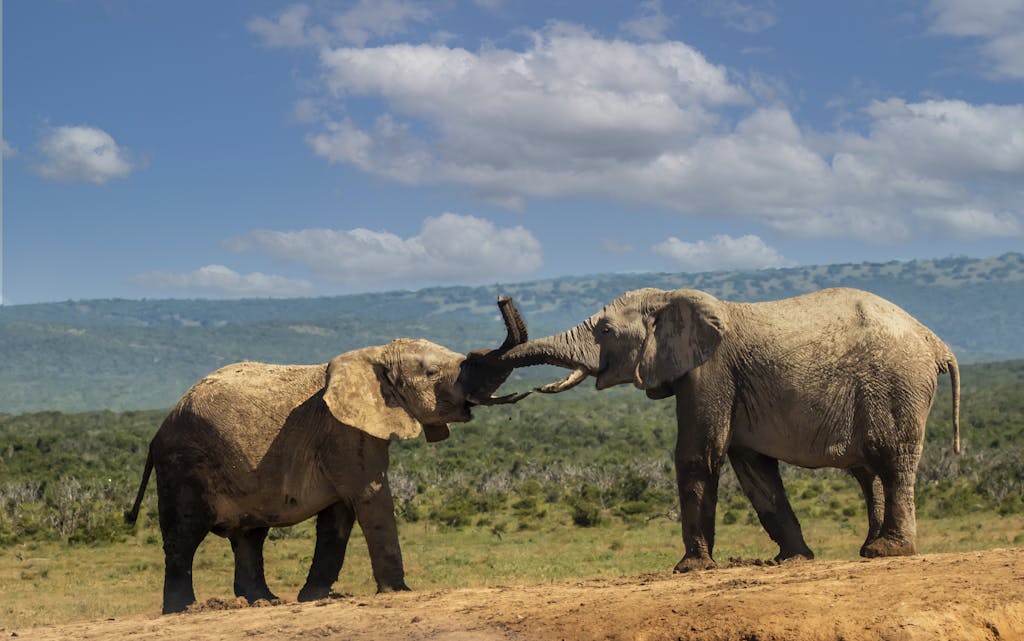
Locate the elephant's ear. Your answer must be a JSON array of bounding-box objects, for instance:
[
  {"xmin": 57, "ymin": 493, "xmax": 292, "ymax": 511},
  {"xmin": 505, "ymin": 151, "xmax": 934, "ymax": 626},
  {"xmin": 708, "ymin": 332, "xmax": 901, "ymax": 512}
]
[
  {"xmin": 323, "ymin": 347, "xmax": 423, "ymax": 441},
  {"xmin": 634, "ymin": 293, "xmax": 726, "ymax": 391}
]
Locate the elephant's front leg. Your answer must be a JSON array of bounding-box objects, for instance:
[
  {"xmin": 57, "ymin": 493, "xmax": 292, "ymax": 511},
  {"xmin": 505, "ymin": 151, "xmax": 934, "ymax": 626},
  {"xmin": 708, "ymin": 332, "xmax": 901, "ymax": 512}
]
[
  {"xmin": 728, "ymin": 447, "xmax": 813, "ymax": 562},
  {"xmin": 672, "ymin": 390, "xmax": 730, "ymax": 573},
  {"xmin": 355, "ymin": 477, "xmax": 410, "ymax": 592},
  {"xmin": 297, "ymin": 501, "xmax": 357, "ymax": 602}
]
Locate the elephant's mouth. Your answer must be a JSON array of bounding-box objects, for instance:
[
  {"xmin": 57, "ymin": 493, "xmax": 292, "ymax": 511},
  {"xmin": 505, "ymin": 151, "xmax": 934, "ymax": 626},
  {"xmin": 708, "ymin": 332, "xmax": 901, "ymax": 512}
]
[{"xmin": 423, "ymin": 424, "xmax": 451, "ymax": 443}]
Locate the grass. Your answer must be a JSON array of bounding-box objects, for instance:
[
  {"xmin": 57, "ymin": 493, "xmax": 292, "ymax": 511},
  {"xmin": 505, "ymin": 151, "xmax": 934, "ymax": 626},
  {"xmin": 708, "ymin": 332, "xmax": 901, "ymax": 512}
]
[{"xmin": 3, "ymin": 510, "xmax": 1021, "ymax": 630}]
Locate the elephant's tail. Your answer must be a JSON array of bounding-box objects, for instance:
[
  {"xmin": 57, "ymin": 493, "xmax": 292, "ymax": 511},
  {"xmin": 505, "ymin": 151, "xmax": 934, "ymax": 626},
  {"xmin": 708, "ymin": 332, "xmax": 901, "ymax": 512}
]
[
  {"xmin": 938, "ymin": 350, "xmax": 961, "ymax": 455},
  {"xmin": 124, "ymin": 444, "xmax": 154, "ymax": 525}
]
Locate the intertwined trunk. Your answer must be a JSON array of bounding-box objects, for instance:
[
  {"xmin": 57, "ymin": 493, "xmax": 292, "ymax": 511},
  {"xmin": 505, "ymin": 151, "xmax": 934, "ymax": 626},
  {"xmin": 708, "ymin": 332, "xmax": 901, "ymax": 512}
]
[
  {"xmin": 458, "ymin": 297, "xmax": 534, "ymax": 404},
  {"xmin": 483, "ymin": 317, "xmax": 601, "ymax": 394}
]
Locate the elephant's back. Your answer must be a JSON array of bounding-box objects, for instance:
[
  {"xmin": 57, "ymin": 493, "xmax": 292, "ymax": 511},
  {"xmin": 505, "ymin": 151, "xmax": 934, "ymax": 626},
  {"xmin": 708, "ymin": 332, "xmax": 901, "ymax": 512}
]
[
  {"xmin": 163, "ymin": 362, "xmax": 328, "ymax": 471},
  {"xmin": 750, "ymin": 288, "xmax": 940, "ymax": 344}
]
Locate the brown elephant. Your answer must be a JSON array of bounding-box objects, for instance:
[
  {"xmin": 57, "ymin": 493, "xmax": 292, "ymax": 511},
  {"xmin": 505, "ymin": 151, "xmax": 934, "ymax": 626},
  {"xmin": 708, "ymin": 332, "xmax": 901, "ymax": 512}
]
[
  {"xmin": 481, "ymin": 287, "xmax": 960, "ymax": 571},
  {"xmin": 126, "ymin": 298, "xmax": 530, "ymax": 614}
]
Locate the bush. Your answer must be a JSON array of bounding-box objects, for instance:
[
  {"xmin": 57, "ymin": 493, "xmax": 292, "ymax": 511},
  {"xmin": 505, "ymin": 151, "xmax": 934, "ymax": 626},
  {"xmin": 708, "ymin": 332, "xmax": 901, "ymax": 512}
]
[{"xmin": 570, "ymin": 501, "xmax": 603, "ymax": 527}]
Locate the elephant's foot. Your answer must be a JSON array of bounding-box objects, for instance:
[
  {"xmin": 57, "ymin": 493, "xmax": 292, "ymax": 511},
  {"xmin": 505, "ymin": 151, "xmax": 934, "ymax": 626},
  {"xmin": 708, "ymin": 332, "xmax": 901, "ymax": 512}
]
[
  {"xmin": 244, "ymin": 590, "xmax": 279, "ymax": 605},
  {"xmin": 235, "ymin": 583, "xmax": 279, "ymax": 604},
  {"xmin": 774, "ymin": 545, "xmax": 814, "ymax": 563},
  {"xmin": 860, "ymin": 535, "xmax": 915, "ymax": 558},
  {"xmin": 162, "ymin": 592, "xmax": 195, "ymax": 615},
  {"xmin": 297, "ymin": 583, "xmax": 333, "ymax": 602},
  {"xmin": 673, "ymin": 556, "xmax": 717, "ymax": 573},
  {"xmin": 376, "ymin": 582, "xmax": 412, "ymax": 593}
]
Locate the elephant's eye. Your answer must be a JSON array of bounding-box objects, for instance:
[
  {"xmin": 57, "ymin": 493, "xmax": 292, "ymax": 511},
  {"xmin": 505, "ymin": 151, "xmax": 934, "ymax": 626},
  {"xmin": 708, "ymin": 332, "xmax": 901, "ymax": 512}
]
[{"xmin": 424, "ymin": 366, "xmax": 440, "ymax": 378}]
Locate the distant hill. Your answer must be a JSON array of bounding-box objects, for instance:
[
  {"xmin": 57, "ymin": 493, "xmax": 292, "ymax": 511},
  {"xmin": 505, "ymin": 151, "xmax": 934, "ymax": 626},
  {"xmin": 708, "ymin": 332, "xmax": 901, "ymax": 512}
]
[{"xmin": 0, "ymin": 253, "xmax": 1021, "ymax": 413}]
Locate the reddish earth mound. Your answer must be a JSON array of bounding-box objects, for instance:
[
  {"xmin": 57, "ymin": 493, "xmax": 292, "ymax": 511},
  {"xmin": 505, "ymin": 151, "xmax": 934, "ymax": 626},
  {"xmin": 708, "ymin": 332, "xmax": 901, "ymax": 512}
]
[{"xmin": 18, "ymin": 548, "xmax": 1024, "ymax": 641}]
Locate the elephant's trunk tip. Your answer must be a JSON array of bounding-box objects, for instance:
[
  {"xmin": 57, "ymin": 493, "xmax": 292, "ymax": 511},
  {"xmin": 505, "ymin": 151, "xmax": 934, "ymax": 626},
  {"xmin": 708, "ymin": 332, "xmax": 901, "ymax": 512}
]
[{"xmin": 536, "ymin": 367, "xmax": 589, "ymax": 394}]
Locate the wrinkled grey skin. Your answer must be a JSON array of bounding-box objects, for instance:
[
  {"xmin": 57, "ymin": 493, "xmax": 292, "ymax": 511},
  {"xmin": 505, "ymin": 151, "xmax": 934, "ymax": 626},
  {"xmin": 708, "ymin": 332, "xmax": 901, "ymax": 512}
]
[
  {"xmin": 491, "ymin": 287, "xmax": 960, "ymax": 571},
  {"xmin": 127, "ymin": 301, "xmax": 529, "ymax": 614}
]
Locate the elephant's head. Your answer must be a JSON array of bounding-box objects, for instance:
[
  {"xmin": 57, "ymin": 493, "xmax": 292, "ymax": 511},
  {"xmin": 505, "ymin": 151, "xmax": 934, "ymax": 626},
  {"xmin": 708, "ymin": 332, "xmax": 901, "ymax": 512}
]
[
  {"xmin": 325, "ymin": 297, "xmax": 531, "ymax": 443},
  {"xmin": 489, "ymin": 288, "xmax": 727, "ymax": 398}
]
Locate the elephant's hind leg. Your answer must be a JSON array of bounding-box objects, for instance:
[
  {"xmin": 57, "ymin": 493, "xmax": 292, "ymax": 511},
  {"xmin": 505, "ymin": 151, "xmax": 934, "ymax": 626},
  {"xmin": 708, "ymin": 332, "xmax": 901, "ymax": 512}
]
[
  {"xmin": 861, "ymin": 441, "xmax": 922, "ymax": 558},
  {"xmin": 229, "ymin": 527, "xmax": 278, "ymax": 603},
  {"xmin": 298, "ymin": 501, "xmax": 357, "ymax": 602},
  {"xmin": 728, "ymin": 448, "xmax": 814, "ymax": 562},
  {"xmin": 850, "ymin": 466, "xmax": 885, "ymax": 555},
  {"xmin": 158, "ymin": 476, "xmax": 213, "ymax": 614}
]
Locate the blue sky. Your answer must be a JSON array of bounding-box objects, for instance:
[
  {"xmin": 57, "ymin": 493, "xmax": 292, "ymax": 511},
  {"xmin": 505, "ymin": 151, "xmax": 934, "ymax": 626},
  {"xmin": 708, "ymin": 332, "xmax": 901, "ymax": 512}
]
[{"xmin": 4, "ymin": 0, "xmax": 1023, "ymax": 304}]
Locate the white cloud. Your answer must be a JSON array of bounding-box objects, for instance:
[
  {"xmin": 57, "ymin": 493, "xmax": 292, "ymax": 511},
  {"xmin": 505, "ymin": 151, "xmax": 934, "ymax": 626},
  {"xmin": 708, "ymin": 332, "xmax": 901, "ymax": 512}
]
[
  {"xmin": 259, "ymin": 14, "xmax": 1023, "ymax": 243},
  {"xmin": 653, "ymin": 234, "xmax": 791, "ymax": 272},
  {"xmin": 307, "ymin": 26, "xmax": 747, "ymax": 198},
  {"xmin": 334, "ymin": 0, "xmax": 432, "ymax": 47},
  {"xmin": 929, "ymin": 0, "xmax": 1024, "ymax": 78},
  {"xmin": 133, "ymin": 265, "xmax": 314, "ymax": 298},
  {"xmin": 247, "ymin": 4, "xmax": 320, "ymax": 48},
  {"xmin": 619, "ymin": 0, "xmax": 671, "ymax": 42},
  {"xmin": 222, "ymin": 213, "xmax": 542, "ymax": 288},
  {"xmin": 36, "ymin": 125, "xmax": 136, "ymax": 185},
  {"xmin": 2, "ymin": 139, "xmax": 16, "ymax": 158},
  {"xmin": 248, "ymin": 1, "xmax": 431, "ymax": 49}
]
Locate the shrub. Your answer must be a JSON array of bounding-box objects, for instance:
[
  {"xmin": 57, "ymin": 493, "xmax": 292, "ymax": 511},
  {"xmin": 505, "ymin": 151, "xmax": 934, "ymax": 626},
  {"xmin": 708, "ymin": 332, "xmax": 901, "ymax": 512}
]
[{"xmin": 570, "ymin": 501, "xmax": 603, "ymax": 527}]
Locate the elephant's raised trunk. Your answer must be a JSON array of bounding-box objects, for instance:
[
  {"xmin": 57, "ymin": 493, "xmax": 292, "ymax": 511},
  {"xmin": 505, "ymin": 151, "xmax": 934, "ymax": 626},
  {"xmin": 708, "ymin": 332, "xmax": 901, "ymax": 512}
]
[
  {"xmin": 486, "ymin": 319, "xmax": 601, "ymax": 395},
  {"xmin": 459, "ymin": 296, "xmax": 534, "ymax": 405}
]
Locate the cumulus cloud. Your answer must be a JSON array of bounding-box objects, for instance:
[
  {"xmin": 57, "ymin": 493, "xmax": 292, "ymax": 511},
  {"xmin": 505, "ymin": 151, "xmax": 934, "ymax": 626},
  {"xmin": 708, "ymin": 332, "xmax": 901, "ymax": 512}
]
[
  {"xmin": 133, "ymin": 265, "xmax": 314, "ymax": 298},
  {"xmin": 222, "ymin": 213, "xmax": 542, "ymax": 288},
  {"xmin": 306, "ymin": 25, "xmax": 747, "ymax": 198},
  {"xmin": 929, "ymin": 0, "xmax": 1024, "ymax": 78},
  {"xmin": 36, "ymin": 125, "xmax": 136, "ymax": 185},
  {"xmin": 2, "ymin": 139, "xmax": 17, "ymax": 158},
  {"xmin": 653, "ymin": 234, "xmax": 792, "ymax": 272}
]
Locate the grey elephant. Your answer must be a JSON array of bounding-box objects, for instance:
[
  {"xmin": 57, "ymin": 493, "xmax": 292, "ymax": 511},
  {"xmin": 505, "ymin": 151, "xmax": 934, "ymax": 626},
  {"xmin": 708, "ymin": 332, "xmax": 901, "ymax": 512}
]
[
  {"xmin": 481, "ymin": 287, "xmax": 960, "ymax": 571},
  {"xmin": 126, "ymin": 299, "xmax": 530, "ymax": 614}
]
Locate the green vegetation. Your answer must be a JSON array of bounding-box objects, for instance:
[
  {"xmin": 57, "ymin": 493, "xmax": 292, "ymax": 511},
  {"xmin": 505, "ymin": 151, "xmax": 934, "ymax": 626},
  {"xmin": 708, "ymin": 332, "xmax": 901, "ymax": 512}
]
[
  {"xmin": 0, "ymin": 253, "xmax": 1022, "ymax": 413},
  {"xmin": 1, "ymin": 360, "xmax": 1020, "ymax": 548}
]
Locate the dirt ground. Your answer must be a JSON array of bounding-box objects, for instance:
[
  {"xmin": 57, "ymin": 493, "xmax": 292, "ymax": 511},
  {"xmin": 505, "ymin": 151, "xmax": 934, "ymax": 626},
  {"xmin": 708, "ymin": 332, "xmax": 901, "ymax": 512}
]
[{"xmin": 14, "ymin": 547, "xmax": 1024, "ymax": 641}]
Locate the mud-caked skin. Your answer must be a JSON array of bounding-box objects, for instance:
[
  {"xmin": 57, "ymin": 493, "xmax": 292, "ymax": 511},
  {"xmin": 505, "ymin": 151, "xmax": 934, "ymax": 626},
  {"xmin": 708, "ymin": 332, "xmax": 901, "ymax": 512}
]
[
  {"xmin": 127, "ymin": 327, "xmax": 529, "ymax": 614},
  {"xmin": 491, "ymin": 287, "xmax": 961, "ymax": 570}
]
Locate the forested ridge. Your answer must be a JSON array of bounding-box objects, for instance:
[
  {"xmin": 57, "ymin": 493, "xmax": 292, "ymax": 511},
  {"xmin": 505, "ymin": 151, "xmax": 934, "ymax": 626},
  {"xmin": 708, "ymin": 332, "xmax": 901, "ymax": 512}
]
[{"xmin": 0, "ymin": 253, "xmax": 1021, "ymax": 413}]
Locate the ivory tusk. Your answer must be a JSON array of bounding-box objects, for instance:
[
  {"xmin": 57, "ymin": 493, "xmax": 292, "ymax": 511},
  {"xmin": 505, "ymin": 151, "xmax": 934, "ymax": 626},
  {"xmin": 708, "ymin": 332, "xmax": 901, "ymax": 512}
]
[
  {"xmin": 536, "ymin": 368, "xmax": 588, "ymax": 394},
  {"xmin": 467, "ymin": 390, "xmax": 534, "ymax": 406}
]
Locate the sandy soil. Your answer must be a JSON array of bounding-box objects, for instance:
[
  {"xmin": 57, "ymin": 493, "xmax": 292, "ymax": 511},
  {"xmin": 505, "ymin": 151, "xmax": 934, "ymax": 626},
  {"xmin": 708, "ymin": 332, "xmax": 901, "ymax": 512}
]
[{"xmin": 14, "ymin": 547, "xmax": 1024, "ymax": 641}]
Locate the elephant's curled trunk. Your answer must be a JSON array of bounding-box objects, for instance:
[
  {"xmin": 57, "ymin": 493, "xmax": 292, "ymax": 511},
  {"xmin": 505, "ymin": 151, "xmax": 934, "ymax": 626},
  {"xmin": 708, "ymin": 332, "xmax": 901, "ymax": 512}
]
[
  {"xmin": 482, "ymin": 320, "xmax": 600, "ymax": 395},
  {"xmin": 460, "ymin": 296, "xmax": 534, "ymax": 405}
]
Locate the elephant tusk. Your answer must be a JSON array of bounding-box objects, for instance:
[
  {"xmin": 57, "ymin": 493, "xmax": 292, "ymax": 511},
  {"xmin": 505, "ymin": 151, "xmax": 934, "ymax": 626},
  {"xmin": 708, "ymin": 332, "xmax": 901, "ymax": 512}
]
[
  {"xmin": 536, "ymin": 367, "xmax": 588, "ymax": 394},
  {"xmin": 467, "ymin": 390, "xmax": 534, "ymax": 406}
]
